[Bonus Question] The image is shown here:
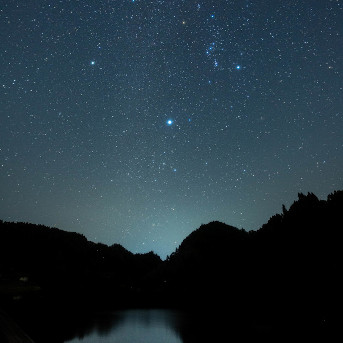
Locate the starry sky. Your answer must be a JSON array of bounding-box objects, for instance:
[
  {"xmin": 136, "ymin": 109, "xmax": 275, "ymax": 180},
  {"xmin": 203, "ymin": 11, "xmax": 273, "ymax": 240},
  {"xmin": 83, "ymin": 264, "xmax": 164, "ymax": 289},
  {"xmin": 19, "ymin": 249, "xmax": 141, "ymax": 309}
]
[{"xmin": 1, "ymin": 0, "xmax": 342, "ymax": 258}]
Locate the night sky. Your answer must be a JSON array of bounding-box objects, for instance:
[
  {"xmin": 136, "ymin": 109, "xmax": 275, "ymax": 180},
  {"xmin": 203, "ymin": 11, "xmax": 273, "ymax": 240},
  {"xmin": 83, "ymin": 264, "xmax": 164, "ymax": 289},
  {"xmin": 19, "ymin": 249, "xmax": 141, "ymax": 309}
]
[{"xmin": 1, "ymin": 0, "xmax": 342, "ymax": 258}]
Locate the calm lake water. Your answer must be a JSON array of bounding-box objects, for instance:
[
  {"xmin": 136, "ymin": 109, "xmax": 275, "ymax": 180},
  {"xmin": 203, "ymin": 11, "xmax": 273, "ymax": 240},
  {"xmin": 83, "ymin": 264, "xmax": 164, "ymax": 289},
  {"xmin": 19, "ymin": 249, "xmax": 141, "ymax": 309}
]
[
  {"xmin": 61, "ymin": 308, "xmax": 272, "ymax": 343},
  {"xmin": 64, "ymin": 309, "xmax": 183, "ymax": 343}
]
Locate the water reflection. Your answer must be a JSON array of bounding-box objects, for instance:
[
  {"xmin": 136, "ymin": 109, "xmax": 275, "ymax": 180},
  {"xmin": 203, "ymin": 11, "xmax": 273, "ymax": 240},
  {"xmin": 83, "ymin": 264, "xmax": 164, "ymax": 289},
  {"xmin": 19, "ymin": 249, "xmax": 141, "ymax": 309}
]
[
  {"xmin": 65, "ymin": 309, "xmax": 183, "ymax": 343},
  {"xmin": 62, "ymin": 308, "xmax": 274, "ymax": 343}
]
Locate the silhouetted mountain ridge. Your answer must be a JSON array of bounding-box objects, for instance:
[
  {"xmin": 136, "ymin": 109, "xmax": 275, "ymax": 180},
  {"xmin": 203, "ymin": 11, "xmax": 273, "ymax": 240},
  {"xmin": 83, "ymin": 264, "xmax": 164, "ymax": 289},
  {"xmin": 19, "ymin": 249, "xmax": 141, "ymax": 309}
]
[
  {"xmin": 143, "ymin": 190, "xmax": 342, "ymax": 332},
  {"xmin": 0, "ymin": 220, "xmax": 162, "ymax": 310},
  {"xmin": 176, "ymin": 221, "xmax": 248, "ymax": 253},
  {"xmin": 0, "ymin": 190, "xmax": 342, "ymax": 337}
]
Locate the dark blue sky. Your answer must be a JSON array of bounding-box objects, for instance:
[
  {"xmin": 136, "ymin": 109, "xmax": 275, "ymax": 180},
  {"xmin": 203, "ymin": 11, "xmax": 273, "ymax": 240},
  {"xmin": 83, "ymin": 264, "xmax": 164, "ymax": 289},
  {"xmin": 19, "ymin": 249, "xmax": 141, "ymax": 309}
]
[{"xmin": 1, "ymin": 0, "xmax": 342, "ymax": 258}]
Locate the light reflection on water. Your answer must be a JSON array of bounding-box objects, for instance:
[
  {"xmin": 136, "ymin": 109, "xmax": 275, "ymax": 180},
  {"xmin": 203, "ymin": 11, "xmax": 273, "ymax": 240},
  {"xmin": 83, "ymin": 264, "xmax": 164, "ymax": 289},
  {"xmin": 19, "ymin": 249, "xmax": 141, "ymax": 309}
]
[{"xmin": 65, "ymin": 309, "xmax": 182, "ymax": 343}]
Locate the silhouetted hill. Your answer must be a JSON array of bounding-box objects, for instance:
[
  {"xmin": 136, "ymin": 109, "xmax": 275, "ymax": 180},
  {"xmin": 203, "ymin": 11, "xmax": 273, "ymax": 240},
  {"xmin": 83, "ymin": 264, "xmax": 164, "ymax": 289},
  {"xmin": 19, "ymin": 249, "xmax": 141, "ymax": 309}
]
[
  {"xmin": 250, "ymin": 191, "xmax": 342, "ymax": 331},
  {"xmin": 0, "ymin": 190, "xmax": 342, "ymax": 339},
  {"xmin": 176, "ymin": 221, "xmax": 249, "ymax": 255},
  {"xmin": 0, "ymin": 221, "xmax": 162, "ymax": 309},
  {"xmin": 138, "ymin": 224, "xmax": 251, "ymax": 316},
  {"xmin": 157, "ymin": 191, "xmax": 341, "ymax": 333}
]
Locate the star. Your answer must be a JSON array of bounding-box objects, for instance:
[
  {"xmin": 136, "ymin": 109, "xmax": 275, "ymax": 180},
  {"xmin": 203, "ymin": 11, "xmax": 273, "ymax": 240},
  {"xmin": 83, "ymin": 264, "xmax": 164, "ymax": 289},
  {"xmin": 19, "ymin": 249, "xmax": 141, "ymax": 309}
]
[{"xmin": 1, "ymin": 0, "xmax": 340, "ymax": 261}]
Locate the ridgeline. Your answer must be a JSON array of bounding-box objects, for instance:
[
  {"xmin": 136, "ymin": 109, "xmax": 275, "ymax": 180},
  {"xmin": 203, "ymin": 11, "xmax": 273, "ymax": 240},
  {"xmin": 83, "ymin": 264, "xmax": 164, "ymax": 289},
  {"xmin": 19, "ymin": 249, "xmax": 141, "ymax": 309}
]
[{"xmin": 0, "ymin": 190, "xmax": 342, "ymax": 341}]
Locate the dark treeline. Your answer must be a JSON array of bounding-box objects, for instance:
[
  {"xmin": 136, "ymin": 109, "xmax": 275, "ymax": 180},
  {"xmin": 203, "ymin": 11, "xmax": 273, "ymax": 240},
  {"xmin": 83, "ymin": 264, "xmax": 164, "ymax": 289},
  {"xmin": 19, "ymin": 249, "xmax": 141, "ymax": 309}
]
[
  {"xmin": 0, "ymin": 190, "xmax": 342, "ymax": 341},
  {"xmin": 0, "ymin": 221, "xmax": 162, "ymax": 308},
  {"xmin": 150, "ymin": 190, "xmax": 342, "ymax": 334}
]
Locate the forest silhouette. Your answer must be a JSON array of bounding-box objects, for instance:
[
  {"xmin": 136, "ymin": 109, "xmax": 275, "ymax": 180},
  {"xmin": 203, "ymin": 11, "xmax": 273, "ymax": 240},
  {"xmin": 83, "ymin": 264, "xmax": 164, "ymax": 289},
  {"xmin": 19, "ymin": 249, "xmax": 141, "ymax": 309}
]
[{"xmin": 0, "ymin": 190, "xmax": 342, "ymax": 340}]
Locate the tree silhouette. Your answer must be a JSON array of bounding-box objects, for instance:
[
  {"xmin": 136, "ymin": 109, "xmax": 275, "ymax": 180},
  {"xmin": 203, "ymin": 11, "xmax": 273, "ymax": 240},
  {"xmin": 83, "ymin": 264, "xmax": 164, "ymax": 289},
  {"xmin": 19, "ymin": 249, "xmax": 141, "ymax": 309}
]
[{"xmin": 0, "ymin": 190, "xmax": 342, "ymax": 340}]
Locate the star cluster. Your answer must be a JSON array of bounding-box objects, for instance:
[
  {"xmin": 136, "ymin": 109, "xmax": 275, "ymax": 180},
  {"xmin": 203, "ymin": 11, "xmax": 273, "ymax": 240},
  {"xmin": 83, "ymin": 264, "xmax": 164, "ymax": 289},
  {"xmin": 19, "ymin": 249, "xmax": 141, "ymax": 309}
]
[{"xmin": 0, "ymin": 0, "xmax": 342, "ymax": 258}]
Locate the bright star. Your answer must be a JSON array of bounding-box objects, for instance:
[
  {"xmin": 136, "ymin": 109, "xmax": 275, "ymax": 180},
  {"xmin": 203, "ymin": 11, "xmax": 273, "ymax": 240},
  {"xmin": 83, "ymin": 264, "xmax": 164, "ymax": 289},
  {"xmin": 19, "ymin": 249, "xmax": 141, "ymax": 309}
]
[
  {"xmin": 236, "ymin": 65, "xmax": 241, "ymax": 70},
  {"xmin": 90, "ymin": 61, "xmax": 95, "ymax": 65},
  {"xmin": 166, "ymin": 119, "xmax": 173, "ymax": 126}
]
